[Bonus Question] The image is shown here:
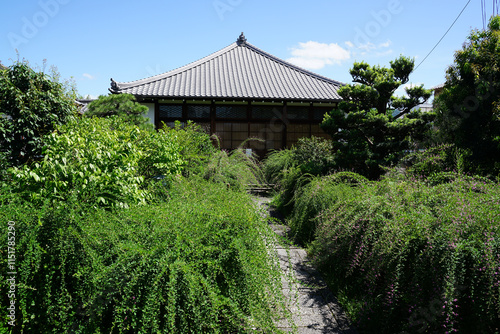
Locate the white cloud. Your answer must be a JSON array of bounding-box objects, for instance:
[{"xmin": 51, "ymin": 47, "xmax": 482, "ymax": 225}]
[
  {"xmin": 345, "ymin": 41, "xmax": 354, "ymax": 48},
  {"xmin": 286, "ymin": 41, "xmax": 351, "ymax": 70},
  {"xmin": 83, "ymin": 73, "xmax": 95, "ymax": 80},
  {"xmin": 378, "ymin": 40, "xmax": 392, "ymax": 48},
  {"xmin": 346, "ymin": 39, "xmax": 393, "ymax": 57}
]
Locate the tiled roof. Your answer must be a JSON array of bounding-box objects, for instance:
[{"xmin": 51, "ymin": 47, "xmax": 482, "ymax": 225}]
[{"xmin": 110, "ymin": 34, "xmax": 343, "ymax": 102}]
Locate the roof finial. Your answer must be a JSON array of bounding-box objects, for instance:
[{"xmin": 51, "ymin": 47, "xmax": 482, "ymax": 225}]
[
  {"xmin": 237, "ymin": 32, "xmax": 247, "ymax": 45},
  {"xmin": 110, "ymin": 78, "xmax": 119, "ymax": 92}
]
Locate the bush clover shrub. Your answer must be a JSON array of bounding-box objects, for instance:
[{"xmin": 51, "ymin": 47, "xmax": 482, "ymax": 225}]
[
  {"xmin": 305, "ymin": 175, "xmax": 500, "ymax": 333},
  {"xmin": 0, "ymin": 178, "xmax": 289, "ymax": 333}
]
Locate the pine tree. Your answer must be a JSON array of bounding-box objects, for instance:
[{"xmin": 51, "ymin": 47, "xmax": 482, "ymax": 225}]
[
  {"xmin": 321, "ymin": 56, "xmax": 432, "ymax": 179},
  {"xmin": 85, "ymin": 94, "xmax": 152, "ymax": 130}
]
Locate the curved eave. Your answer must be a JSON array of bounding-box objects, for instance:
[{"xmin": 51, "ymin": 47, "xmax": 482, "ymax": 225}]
[{"xmin": 109, "ymin": 40, "xmax": 345, "ymax": 102}]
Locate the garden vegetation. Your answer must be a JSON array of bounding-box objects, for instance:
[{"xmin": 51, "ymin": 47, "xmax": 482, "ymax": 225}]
[
  {"xmin": 261, "ymin": 16, "xmax": 500, "ymax": 334},
  {"xmin": 0, "ymin": 62, "xmax": 290, "ymax": 333},
  {"xmin": 2, "ymin": 16, "xmax": 500, "ymax": 334}
]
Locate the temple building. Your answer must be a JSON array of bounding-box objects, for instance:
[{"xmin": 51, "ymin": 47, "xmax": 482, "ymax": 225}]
[{"xmin": 109, "ymin": 33, "xmax": 343, "ymax": 157}]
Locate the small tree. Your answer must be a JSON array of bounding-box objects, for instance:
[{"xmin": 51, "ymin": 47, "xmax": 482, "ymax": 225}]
[
  {"xmin": 85, "ymin": 94, "xmax": 152, "ymax": 129},
  {"xmin": 321, "ymin": 56, "xmax": 433, "ymax": 179},
  {"xmin": 0, "ymin": 61, "xmax": 77, "ymax": 167},
  {"xmin": 434, "ymin": 16, "xmax": 500, "ymax": 175}
]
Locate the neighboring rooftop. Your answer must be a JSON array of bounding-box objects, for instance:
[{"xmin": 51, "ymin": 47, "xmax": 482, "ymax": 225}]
[{"xmin": 110, "ymin": 33, "xmax": 343, "ymax": 102}]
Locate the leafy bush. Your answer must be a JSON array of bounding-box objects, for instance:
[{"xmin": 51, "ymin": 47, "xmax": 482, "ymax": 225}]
[
  {"xmin": 172, "ymin": 121, "xmax": 216, "ymax": 177},
  {"xmin": 293, "ymin": 136, "xmax": 335, "ymax": 175},
  {"xmin": 0, "ymin": 178, "xmax": 288, "ymax": 333},
  {"xmin": 306, "ymin": 175, "xmax": 500, "ymax": 333},
  {"xmin": 262, "ymin": 148, "xmax": 297, "ymax": 186},
  {"xmin": 10, "ymin": 117, "xmax": 185, "ymax": 208},
  {"xmin": 402, "ymin": 144, "xmax": 473, "ymax": 178},
  {"xmin": 0, "ymin": 61, "xmax": 77, "ymax": 167},
  {"xmin": 327, "ymin": 171, "xmax": 368, "ymax": 185}
]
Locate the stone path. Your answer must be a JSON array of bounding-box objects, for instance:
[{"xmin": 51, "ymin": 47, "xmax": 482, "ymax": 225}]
[{"xmin": 255, "ymin": 196, "xmax": 358, "ymax": 334}]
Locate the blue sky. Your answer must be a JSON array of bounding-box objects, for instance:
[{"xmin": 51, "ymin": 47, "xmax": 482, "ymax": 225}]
[{"xmin": 0, "ymin": 0, "xmax": 495, "ymax": 99}]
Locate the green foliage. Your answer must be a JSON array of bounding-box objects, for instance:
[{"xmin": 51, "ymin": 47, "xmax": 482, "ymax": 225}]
[
  {"xmin": 284, "ymin": 174, "xmax": 500, "ymax": 333},
  {"xmin": 434, "ymin": 15, "xmax": 500, "ymax": 175},
  {"xmin": 170, "ymin": 121, "xmax": 217, "ymax": 177},
  {"xmin": 287, "ymin": 172, "xmax": 367, "ymax": 245},
  {"xmin": 401, "ymin": 144, "xmax": 461, "ymax": 178},
  {"xmin": 262, "ymin": 148, "xmax": 297, "ymax": 186},
  {"xmin": 0, "ymin": 61, "xmax": 77, "ymax": 167},
  {"xmin": 85, "ymin": 94, "xmax": 152, "ymax": 130},
  {"xmin": 9, "ymin": 117, "xmax": 185, "ymax": 208},
  {"xmin": 203, "ymin": 148, "xmax": 263, "ymax": 192},
  {"xmin": 262, "ymin": 137, "xmax": 336, "ymax": 215},
  {"xmin": 0, "ymin": 178, "xmax": 288, "ymax": 333},
  {"xmin": 321, "ymin": 56, "xmax": 433, "ymax": 179},
  {"xmin": 293, "ymin": 136, "xmax": 335, "ymax": 175}
]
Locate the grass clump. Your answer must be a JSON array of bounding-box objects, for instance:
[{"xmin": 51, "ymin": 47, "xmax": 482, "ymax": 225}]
[
  {"xmin": 203, "ymin": 147, "xmax": 264, "ymax": 192},
  {"xmin": 262, "ymin": 136, "xmax": 336, "ymax": 215},
  {"xmin": 287, "ymin": 172, "xmax": 367, "ymax": 245}
]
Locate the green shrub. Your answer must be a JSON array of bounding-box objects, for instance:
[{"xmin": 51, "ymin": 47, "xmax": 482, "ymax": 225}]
[
  {"xmin": 327, "ymin": 171, "xmax": 368, "ymax": 185},
  {"xmin": 9, "ymin": 117, "xmax": 185, "ymax": 208},
  {"xmin": 169, "ymin": 121, "xmax": 216, "ymax": 177},
  {"xmin": 262, "ymin": 137, "xmax": 337, "ymax": 215},
  {"xmin": 307, "ymin": 175, "xmax": 500, "ymax": 333},
  {"xmin": 0, "ymin": 61, "xmax": 77, "ymax": 167},
  {"xmin": 287, "ymin": 172, "xmax": 367, "ymax": 245},
  {"xmin": 84, "ymin": 94, "xmax": 152, "ymax": 130},
  {"xmin": 293, "ymin": 136, "xmax": 335, "ymax": 175},
  {"xmin": 0, "ymin": 178, "xmax": 288, "ymax": 333},
  {"xmin": 402, "ymin": 144, "xmax": 474, "ymax": 178}
]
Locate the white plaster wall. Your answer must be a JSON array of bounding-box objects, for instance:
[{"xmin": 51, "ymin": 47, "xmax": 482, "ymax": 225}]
[{"xmin": 141, "ymin": 103, "xmax": 155, "ymax": 125}]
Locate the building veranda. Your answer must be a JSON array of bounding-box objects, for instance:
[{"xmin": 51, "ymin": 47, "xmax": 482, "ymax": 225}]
[{"xmin": 110, "ymin": 33, "xmax": 343, "ymax": 157}]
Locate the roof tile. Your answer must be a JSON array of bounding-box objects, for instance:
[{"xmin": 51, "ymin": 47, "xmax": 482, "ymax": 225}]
[{"xmin": 110, "ymin": 37, "xmax": 343, "ymax": 102}]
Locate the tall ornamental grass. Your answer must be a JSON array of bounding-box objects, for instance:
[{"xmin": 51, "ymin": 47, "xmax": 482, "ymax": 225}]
[
  {"xmin": 262, "ymin": 137, "xmax": 336, "ymax": 216},
  {"xmin": 304, "ymin": 174, "xmax": 500, "ymax": 333},
  {"xmin": 0, "ymin": 178, "xmax": 288, "ymax": 333}
]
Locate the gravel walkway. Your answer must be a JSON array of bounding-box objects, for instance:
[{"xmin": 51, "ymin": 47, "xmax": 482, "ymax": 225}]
[{"xmin": 255, "ymin": 196, "xmax": 358, "ymax": 334}]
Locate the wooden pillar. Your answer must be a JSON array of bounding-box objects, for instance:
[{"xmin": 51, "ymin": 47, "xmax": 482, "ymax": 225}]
[
  {"xmin": 154, "ymin": 100, "xmax": 160, "ymax": 129},
  {"xmin": 282, "ymin": 101, "xmax": 288, "ymax": 149},
  {"xmin": 182, "ymin": 100, "xmax": 187, "ymax": 123},
  {"xmin": 247, "ymin": 101, "xmax": 252, "ymax": 145},
  {"xmin": 210, "ymin": 100, "xmax": 216, "ymax": 135},
  {"xmin": 309, "ymin": 102, "xmax": 313, "ymax": 137}
]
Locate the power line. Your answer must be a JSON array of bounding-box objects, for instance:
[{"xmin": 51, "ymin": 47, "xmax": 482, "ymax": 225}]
[
  {"xmin": 414, "ymin": 0, "xmax": 472, "ymax": 72},
  {"xmin": 482, "ymin": 0, "xmax": 486, "ymax": 29}
]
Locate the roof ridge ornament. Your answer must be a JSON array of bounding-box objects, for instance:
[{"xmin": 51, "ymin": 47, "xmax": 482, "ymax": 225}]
[
  {"xmin": 110, "ymin": 78, "xmax": 119, "ymax": 91},
  {"xmin": 236, "ymin": 32, "xmax": 247, "ymax": 45}
]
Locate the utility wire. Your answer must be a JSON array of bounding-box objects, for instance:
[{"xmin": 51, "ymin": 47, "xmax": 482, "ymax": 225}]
[
  {"xmin": 482, "ymin": 0, "xmax": 485, "ymax": 29},
  {"xmin": 414, "ymin": 0, "xmax": 472, "ymax": 72}
]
